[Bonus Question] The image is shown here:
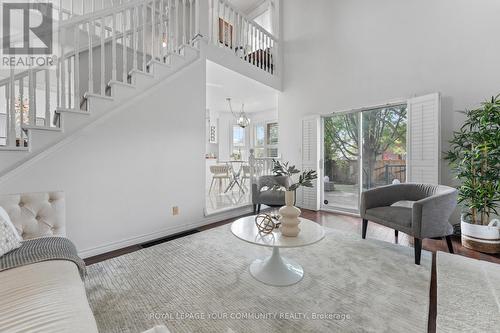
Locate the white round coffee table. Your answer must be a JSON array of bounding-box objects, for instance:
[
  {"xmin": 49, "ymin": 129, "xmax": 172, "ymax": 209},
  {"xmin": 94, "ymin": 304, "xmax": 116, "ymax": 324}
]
[{"xmin": 231, "ymin": 215, "xmax": 325, "ymax": 286}]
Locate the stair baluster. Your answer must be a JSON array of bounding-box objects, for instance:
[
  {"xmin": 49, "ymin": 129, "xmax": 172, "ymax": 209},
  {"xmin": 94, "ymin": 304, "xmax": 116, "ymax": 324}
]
[
  {"xmin": 8, "ymin": 69, "xmax": 16, "ymax": 146},
  {"xmin": 28, "ymin": 69, "xmax": 36, "ymax": 127},
  {"xmin": 87, "ymin": 21, "xmax": 95, "ymax": 93},
  {"xmin": 19, "ymin": 78, "xmax": 25, "ymax": 145},
  {"xmin": 100, "ymin": 16, "xmax": 106, "ymax": 95},
  {"xmin": 74, "ymin": 25, "xmax": 80, "ymax": 107},
  {"xmin": 45, "ymin": 69, "xmax": 51, "ymax": 126}
]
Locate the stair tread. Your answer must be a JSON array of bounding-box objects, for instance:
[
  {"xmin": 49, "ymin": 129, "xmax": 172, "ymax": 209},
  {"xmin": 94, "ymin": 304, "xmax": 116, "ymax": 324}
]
[
  {"xmin": 22, "ymin": 125, "xmax": 62, "ymax": 132},
  {"xmin": 108, "ymin": 80, "xmax": 136, "ymax": 88},
  {"xmin": 56, "ymin": 108, "xmax": 89, "ymax": 114},
  {"xmin": 166, "ymin": 52, "xmax": 184, "ymax": 59},
  {"xmin": 84, "ymin": 92, "xmax": 114, "ymax": 100},
  {"xmin": 180, "ymin": 44, "xmax": 200, "ymax": 52},
  {"xmin": 129, "ymin": 69, "xmax": 154, "ymax": 77},
  {"xmin": 0, "ymin": 146, "xmax": 29, "ymax": 151}
]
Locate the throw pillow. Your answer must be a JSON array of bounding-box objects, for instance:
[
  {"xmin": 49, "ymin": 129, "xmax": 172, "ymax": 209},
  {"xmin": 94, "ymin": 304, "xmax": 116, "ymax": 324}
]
[
  {"xmin": 0, "ymin": 215, "xmax": 21, "ymax": 257},
  {"xmin": 0, "ymin": 206, "xmax": 22, "ymax": 241}
]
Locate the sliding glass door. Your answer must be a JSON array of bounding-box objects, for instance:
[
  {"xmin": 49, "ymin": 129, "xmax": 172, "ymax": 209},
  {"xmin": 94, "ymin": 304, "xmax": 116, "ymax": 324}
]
[
  {"xmin": 361, "ymin": 106, "xmax": 407, "ymax": 191},
  {"xmin": 322, "ymin": 105, "xmax": 407, "ymax": 213},
  {"xmin": 323, "ymin": 112, "xmax": 360, "ymax": 212}
]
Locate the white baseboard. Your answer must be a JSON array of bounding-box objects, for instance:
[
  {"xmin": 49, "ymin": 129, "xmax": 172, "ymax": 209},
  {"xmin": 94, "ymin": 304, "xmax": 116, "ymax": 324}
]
[{"xmin": 78, "ymin": 206, "xmax": 253, "ymax": 259}]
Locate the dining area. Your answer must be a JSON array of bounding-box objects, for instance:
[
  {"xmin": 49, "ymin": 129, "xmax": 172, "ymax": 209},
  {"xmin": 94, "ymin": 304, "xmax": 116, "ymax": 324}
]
[{"xmin": 205, "ymin": 158, "xmax": 252, "ymax": 214}]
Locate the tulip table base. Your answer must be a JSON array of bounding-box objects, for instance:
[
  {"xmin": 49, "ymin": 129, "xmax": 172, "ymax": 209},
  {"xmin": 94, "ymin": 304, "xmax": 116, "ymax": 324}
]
[
  {"xmin": 249, "ymin": 247, "xmax": 304, "ymax": 286},
  {"xmin": 231, "ymin": 216, "xmax": 325, "ymax": 287}
]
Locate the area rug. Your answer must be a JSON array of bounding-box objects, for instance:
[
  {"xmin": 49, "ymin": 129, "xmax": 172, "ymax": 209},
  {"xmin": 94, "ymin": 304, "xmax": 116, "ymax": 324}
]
[
  {"xmin": 85, "ymin": 225, "xmax": 431, "ymax": 333},
  {"xmin": 436, "ymin": 252, "xmax": 500, "ymax": 333}
]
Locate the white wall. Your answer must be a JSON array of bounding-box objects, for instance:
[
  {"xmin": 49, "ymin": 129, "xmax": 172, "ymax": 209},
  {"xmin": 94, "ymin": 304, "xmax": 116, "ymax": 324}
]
[
  {"xmin": 278, "ymin": 0, "xmax": 500, "ymax": 223},
  {"xmin": 0, "ymin": 60, "xmax": 248, "ymax": 257}
]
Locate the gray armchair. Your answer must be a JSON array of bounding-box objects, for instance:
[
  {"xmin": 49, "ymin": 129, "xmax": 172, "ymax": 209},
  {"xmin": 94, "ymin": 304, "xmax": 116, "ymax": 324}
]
[
  {"xmin": 359, "ymin": 183, "xmax": 457, "ymax": 265},
  {"xmin": 252, "ymin": 175, "xmax": 292, "ymax": 214}
]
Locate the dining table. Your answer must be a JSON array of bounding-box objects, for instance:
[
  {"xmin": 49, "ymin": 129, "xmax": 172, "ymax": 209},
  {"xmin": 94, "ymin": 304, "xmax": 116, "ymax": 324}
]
[{"xmin": 219, "ymin": 160, "xmax": 248, "ymax": 194}]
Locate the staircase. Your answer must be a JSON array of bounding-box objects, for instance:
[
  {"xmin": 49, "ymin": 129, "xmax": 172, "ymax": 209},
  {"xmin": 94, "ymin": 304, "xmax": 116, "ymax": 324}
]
[
  {"xmin": 0, "ymin": 0, "xmax": 282, "ymax": 178},
  {"xmin": 0, "ymin": 0, "xmax": 201, "ymax": 175}
]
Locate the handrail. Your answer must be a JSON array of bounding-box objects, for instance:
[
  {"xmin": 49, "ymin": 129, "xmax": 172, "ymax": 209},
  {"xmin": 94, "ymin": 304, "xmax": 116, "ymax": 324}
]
[
  {"xmin": 0, "ymin": 67, "xmax": 46, "ymax": 87},
  {"xmin": 60, "ymin": 0, "xmax": 149, "ymax": 28}
]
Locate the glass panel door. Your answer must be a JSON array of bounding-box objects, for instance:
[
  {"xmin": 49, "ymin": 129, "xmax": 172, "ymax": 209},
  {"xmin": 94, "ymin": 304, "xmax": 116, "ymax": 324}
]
[
  {"xmin": 322, "ymin": 104, "xmax": 407, "ymax": 213},
  {"xmin": 361, "ymin": 106, "xmax": 407, "ymax": 190},
  {"xmin": 323, "ymin": 112, "xmax": 360, "ymax": 212}
]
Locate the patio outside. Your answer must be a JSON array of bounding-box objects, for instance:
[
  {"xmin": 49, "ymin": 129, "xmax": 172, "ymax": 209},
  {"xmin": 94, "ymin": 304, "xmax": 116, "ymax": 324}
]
[{"xmin": 323, "ymin": 105, "xmax": 407, "ymax": 212}]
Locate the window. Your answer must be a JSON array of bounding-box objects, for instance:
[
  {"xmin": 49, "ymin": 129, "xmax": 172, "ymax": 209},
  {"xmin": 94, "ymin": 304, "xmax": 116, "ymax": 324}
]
[
  {"xmin": 232, "ymin": 126, "xmax": 246, "ymax": 146},
  {"xmin": 254, "ymin": 121, "xmax": 279, "ymax": 158},
  {"xmin": 266, "ymin": 122, "xmax": 279, "ymax": 157},
  {"xmin": 255, "ymin": 125, "xmax": 265, "ymax": 146},
  {"xmin": 267, "ymin": 122, "xmax": 278, "ymax": 145},
  {"xmin": 232, "ymin": 126, "xmax": 246, "ymax": 160}
]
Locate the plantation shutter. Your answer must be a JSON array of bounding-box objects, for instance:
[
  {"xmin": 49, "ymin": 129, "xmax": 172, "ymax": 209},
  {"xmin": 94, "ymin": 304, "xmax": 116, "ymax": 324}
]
[
  {"xmin": 407, "ymin": 93, "xmax": 441, "ymax": 184},
  {"xmin": 298, "ymin": 115, "xmax": 321, "ymax": 210}
]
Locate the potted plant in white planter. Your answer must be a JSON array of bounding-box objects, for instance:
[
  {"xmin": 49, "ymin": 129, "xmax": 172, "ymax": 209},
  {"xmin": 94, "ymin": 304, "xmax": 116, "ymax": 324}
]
[
  {"xmin": 445, "ymin": 94, "xmax": 500, "ymax": 253},
  {"xmin": 272, "ymin": 160, "xmax": 317, "ymax": 237}
]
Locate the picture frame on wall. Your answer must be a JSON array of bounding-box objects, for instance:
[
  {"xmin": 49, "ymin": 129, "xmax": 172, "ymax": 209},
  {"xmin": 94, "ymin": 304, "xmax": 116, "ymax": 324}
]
[
  {"xmin": 209, "ymin": 124, "xmax": 217, "ymax": 143},
  {"xmin": 218, "ymin": 18, "xmax": 233, "ymax": 48}
]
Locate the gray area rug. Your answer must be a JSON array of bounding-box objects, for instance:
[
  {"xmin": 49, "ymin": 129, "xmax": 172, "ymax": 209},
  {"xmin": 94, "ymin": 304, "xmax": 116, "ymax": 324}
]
[
  {"xmin": 436, "ymin": 252, "xmax": 500, "ymax": 333},
  {"xmin": 85, "ymin": 225, "xmax": 431, "ymax": 333}
]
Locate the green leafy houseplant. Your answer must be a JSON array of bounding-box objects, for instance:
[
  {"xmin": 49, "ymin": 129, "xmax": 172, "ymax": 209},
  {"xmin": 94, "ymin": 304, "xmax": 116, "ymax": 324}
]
[
  {"xmin": 271, "ymin": 160, "xmax": 318, "ymax": 191},
  {"xmin": 444, "ymin": 94, "xmax": 500, "ymax": 225}
]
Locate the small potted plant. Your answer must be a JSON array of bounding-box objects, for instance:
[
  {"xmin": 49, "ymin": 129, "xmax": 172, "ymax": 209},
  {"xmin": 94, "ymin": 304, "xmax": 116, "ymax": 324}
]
[
  {"xmin": 444, "ymin": 94, "xmax": 500, "ymax": 253},
  {"xmin": 272, "ymin": 160, "xmax": 317, "ymax": 236}
]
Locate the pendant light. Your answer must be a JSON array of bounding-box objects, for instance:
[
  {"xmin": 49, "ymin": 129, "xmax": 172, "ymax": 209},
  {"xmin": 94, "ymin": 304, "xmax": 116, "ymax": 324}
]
[{"xmin": 226, "ymin": 98, "xmax": 250, "ymax": 128}]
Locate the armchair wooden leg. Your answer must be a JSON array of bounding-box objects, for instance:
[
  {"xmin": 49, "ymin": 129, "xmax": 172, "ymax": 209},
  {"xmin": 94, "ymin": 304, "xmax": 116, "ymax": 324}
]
[
  {"xmin": 253, "ymin": 204, "xmax": 257, "ymax": 214},
  {"xmin": 362, "ymin": 219, "xmax": 368, "ymax": 239},
  {"xmin": 414, "ymin": 238, "xmax": 422, "ymax": 265},
  {"xmin": 394, "ymin": 229, "xmax": 399, "ymax": 243},
  {"xmin": 444, "ymin": 235, "xmax": 454, "ymax": 254},
  {"xmin": 257, "ymin": 204, "xmax": 261, "ymax": 214}
]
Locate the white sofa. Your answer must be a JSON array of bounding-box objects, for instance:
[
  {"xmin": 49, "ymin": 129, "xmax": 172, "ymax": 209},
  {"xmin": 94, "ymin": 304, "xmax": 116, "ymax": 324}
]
[
  {"xmin": 0, "ymin": 192, "xmax": 99, "ymax": 333},
  {"xmin": 0, "ymin": 192, "xmax": 172, "ymax": 333}
]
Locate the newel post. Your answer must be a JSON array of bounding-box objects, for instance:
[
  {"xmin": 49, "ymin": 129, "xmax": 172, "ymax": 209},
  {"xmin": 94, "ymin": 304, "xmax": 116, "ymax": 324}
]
[{"xmin": 249, "ymin": 148, "xmax": 256, "ymax": 197}]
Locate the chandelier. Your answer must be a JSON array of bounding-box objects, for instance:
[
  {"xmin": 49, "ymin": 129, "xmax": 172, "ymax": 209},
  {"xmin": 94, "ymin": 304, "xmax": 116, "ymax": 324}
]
[{"xmin": 226, "ymin": 98, "xmax": 250, "ymax": 128}]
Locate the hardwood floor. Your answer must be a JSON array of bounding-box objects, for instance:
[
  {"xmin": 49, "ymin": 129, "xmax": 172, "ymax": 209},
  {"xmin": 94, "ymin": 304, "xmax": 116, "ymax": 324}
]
[{"xmin": 84, "ymin": 209, "xmax": 500, "ymax": 333}]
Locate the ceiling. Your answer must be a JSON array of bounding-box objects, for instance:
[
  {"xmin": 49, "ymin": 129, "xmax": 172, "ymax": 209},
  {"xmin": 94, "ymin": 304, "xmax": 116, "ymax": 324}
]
[
  {"xmin": 227, "ymin": 0, "xmax": 266, "ymax": 15},
  {"xmin": 206, "ymin": 60, "xmax": 277, "ymax": 113}
]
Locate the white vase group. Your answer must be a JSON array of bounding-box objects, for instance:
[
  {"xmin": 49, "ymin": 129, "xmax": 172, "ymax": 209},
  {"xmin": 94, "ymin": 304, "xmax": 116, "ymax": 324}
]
[{"xmin": 279, "ymin": 191, "xmax": 301, "ymax": 237}]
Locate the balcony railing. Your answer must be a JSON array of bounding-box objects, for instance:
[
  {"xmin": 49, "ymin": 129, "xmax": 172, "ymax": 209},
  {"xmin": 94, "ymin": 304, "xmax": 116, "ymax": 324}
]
[{"xmin": 208, "ymin": 0, "xmax": 278, "ymax": 76}]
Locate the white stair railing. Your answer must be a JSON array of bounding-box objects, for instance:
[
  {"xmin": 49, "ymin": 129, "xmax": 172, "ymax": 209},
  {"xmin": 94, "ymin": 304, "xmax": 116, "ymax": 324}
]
[
  {"xmin": 58, "ymin": 0, "xmax": 199, "ymax": 105},
  {"xmin": 209, "ymin": 0, "xmax": 278, "ymax": 76},
  {"xmin": 1, "ymin": 0, "xmax": 199, "ymax": 149},
  {"xmin": 55, "ymin": 0, "xmax": 137, "ymax": 20},
  {"xmin": 0, "ymin": 68, "xmax": 55, "ymax": 147},
  {"xmin": 249, "ymin": 148, "xmax": 280, "ymax": 182}
]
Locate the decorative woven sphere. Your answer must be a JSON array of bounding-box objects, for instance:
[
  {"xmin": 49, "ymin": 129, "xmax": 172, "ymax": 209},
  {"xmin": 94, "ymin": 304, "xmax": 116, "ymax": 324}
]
[{"xmin": 254, "ymin": 214, "xmax": 276, "ymax": 234}]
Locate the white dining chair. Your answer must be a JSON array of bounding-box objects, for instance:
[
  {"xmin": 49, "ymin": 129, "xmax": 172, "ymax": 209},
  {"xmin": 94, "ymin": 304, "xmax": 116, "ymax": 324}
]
[{"xmin": 209, "ymin": 165, "xmax": 231, "ymax": 194}]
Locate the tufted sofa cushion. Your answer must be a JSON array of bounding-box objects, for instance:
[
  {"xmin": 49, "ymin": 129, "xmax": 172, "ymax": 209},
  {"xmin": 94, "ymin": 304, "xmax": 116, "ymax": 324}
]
[{"xmin": 0, "ymin": 192, "xmax": 65, "ymax": 240}]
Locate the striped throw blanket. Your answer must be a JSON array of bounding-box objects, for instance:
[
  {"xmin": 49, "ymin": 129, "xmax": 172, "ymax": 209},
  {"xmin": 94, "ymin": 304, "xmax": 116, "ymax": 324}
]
[{"xmin": 0, "ymin": 237, "xmax": 86, "ymax": 278}]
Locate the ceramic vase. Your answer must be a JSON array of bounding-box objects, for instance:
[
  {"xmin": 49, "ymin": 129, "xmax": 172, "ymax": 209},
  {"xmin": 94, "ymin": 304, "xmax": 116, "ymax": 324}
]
[{"xmin": 279, "ymin": 191, "xmax": 301, "ymax": 237}]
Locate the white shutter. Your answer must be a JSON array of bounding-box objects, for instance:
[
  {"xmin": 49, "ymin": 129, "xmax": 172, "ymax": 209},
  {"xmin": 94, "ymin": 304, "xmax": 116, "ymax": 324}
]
[
  {"xmin": 407, "ymin": 93, "xmax": 441, "ymax": 184},
  {"xmin": 298, "ymin": 115, "xmax": 321, "ymax": 210}
]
